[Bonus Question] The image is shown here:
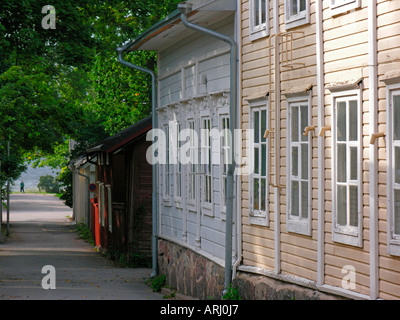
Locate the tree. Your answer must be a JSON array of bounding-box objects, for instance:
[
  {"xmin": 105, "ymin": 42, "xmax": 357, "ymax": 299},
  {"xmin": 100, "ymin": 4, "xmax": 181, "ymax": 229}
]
[{"xmin": 37, "ymin": 175, "xmax": 60, "ymax": 193}]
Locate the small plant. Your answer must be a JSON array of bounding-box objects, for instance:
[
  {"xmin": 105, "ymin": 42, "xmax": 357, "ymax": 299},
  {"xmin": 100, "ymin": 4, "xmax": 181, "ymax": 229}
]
[
  {"xmin": 146, "ymin": 274, "xmax": 166, "ymax": 292},
  {"xmin": 75, "ymin": 222, "xmax": 95, "ymax": 246},
  {"xmin": 223, "ymin": 284, "xmax": 241, "ymax": 300}
]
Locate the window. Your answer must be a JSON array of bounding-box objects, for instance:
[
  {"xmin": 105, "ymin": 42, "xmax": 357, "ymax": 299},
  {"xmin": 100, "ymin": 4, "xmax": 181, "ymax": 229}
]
[
  {"xmin": 163, "ymin": 124, "xmax": 171, "ymax": 201},
  {"xmin": 330, "ymin": 0, "xmax": 361, "ymax": 16},
  {"xmin": 249, "ymin": 0, "xmax": 269, "ymax": 41},
  {"xmin": 188, "ymin": 119, "xmax": 197, "ymax": 203},
  {"xmin": 287, "ymin": 97, "xmax": 311, "ymax": 235},
  {"xmin": 285, "ymin": 0, "xmax": 309, "ymax": 29},
  {"xmin": 220, "ymin": 115, "xmax": 230, "ymax": 213},
  {"xmin": 249, "ymin": 99, "xmax": 269, "ymax": 226},
  {"xmin": 175, "ymin": 122, "xmax": 182, "ymax": 201},
  {"xmin": 201, "ymin": 117, "xmax": 213, "ymax": 212},
  {"xmin": 387, "ymin": 84, "xmax": 400, "ymax": 256},
  {"xmin": 332, "ymin": 90, "xmax": 362, "ymax": 247}
]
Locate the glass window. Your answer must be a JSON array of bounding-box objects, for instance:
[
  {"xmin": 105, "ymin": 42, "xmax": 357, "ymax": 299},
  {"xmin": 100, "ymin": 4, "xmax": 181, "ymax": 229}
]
[
  {"xmin": 332, "ymin": 92, "xmax": 361, "ymax": 247},
  {"xmin": 251, "ymin": 106, "xmax": 268, "ymax": 218},
  {"xmin": 288, "ymin": 101, "xmax": 311, "ymax": 234},
  {"xmin": 249, "ymin": 0, "xmax": 269, "ymax": 41},
  {"xmin": 285, "ymin": 0, "xmax": 309, "ymax": 29}
]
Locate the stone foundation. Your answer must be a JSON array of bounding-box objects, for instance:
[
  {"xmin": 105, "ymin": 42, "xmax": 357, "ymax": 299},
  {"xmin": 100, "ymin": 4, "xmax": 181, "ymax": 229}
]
[
  {"xmin": 157, "ymin": 239, "xmax": 225, "ymax": 300},
  {"xmin": 233, "ymin": 271, "xmax": 347, "ymax": 300}
]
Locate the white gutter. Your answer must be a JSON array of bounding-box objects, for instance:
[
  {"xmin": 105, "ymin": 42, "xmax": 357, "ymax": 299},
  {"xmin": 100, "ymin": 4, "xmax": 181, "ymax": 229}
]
[
  {"xmin": 316, "ymin": 0, "xmax": 325, "ymax": 287},
  {"xmin": 368, "ymin": 0, "xmax": 379, "ymax": 300}
]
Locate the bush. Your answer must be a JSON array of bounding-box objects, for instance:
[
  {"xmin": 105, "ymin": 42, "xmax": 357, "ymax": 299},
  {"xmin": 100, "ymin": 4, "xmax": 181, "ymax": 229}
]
[{"xmin": 37, "ymin": 175, "xmax": 60, "ymax": 193}]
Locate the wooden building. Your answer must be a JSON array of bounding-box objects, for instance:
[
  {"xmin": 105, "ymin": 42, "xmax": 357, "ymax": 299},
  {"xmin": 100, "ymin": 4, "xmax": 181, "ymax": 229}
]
[
  {"xmin": 86, "ymin": 116, "xmax": 153, "ymax": 265},
  {"xmin": 236, "ymin": 0, "xmax": 400, "ymax": 300},
  {"xmin": 118, "ymin": 0, "xmax": 240, "ymax": 299}
]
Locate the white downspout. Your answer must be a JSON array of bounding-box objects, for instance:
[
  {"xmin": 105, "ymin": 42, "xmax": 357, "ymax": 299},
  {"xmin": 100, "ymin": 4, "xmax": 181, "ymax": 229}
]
[
  {"xmin": 368, "ymin": 0, "xmax": 379, "ymax": 300},
  {"xmin": 273, "ymin": 0, "xmax": 281, "ymax": 275},
  {"xmin": 232, "ymin": 0, "xmax": 243, "ymax": 280},
  {"xmin": 316, "ymin": 0, "xmax": 325, "ymax": 287}
]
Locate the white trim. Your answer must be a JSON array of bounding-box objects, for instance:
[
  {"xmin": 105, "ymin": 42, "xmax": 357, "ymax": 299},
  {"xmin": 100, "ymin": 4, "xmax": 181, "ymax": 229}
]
[
  {"xmin": 368, "ymin": 0, "xmax": 379, "ymax": 300},
  {"xmin": 331, "ymin": 88, "xmax": 363, "ymax": 247},
  {"xmin": 330, "ymin": 0, "xmax": 361, "ymax": 16},
  {"xmin": 106, "ymin": 184, "xmax": 112, "ymax": 233},
  {"xmin": 315, "ymin": 0, "xmax": 325, "ymax": 287},
  {"xmin": 286, "ymin": 94, "xmax": 312, "ymax": 236},
  {"xmin": 249, "ymin": 0, "xmax": 269, "ymax": 41}
]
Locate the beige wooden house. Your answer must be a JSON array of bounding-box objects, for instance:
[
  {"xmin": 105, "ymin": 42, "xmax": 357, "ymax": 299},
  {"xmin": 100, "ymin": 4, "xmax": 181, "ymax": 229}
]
[{"xmin": 236, "ymin": 0, "xmax": 400, "ymax": 299}]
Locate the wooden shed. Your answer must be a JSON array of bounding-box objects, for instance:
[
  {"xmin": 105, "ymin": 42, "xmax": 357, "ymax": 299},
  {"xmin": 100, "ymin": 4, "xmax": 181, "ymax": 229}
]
[{"xmin": 86, "ymin": 116, "xmax": 152, "ymax": 265}]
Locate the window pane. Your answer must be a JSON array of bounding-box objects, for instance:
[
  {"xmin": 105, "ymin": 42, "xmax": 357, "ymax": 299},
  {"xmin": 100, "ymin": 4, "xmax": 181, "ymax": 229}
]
[
  {"xmin": 337, "ymin": 143, "xmax": 347, "ymax": 183},
  {"xmin": 350, "ymin": 147, "xmax": 357, "ymax": 181},
  {"xmin": 261, "ymin": 0, "xmax": 267, "ymax": 24},
  {"xmin": 301, "ymin": 105, "xmax": 308, "ymax": 142},
  {"xmin": 349, "ymin": 186, "xmax": 358, "ymax": 227},
  {"xmin": 292, "ymin": 146, "xmax": 298, "ymax": 176},
  {"xmin": 254, "ymin": 147, "xmax": 259, "ymax": 175},
  {"xmin": 301, "ymin": 181, "xmax": 308, "ymax": 219},
  {"xmin": 261, "ymin": 110, "xmax": 266, "ymax": 141},
  {"xmin": 261, "ymin": 144, "xmax": 266, "ymax": 177},
  {"xmin": 337, "ymin": 185, "xmax": 347, "ymax": 226},
  {"xmin": 301, "ymin": 144, "xmax": 308, "ymax": 179},
  {"xmin": 300, "ymin": 0, "xmax": 306, "ymax": 12},
  {"xmin": 291, "ymin": 0, "xmax": 298, "ymax": 16},
  {"xmin": 394, "ymin": 189, "xmax": 400, "ymax": 235},
  {"xmin": 393, "ymin": 95, "xmax": 400, "ymax": 140},
  {"xmin": 291, "ymin": 180, "xmax": 299, "ymax": 217},
  {"xmin": 349, "ymin": 100, "xmax": 358, "ymax": 141},
  {"xmin": 292, "ymin": 106, "xmax": 299, "ymax": 142},
  {"xmin": 254, "ymin": 178, "xmax": 259, "ymax": 210},
  {"xmin": 261, "ymin": 178, "xmax": 266, "ymax": 211},
  {"xmin": 337, "ymin": 101, "xmax": 346, "ymax": 142},
  {"xmin": 395, "ymin": 147, "xmax": 400, "ymax": 184},
  {"xmin": 254, "ymin": 0, "xmax": 260, "ymax": 26},
  {"xmin": 254, "ymin": 111, "xmax": 259, "ymax": 143}
]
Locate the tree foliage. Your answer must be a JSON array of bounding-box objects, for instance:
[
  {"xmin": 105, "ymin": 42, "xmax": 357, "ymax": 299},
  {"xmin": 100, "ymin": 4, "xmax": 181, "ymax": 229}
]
[{"xmin": 0, "ymin": 0, "xmax": 182, "ymax": 199}]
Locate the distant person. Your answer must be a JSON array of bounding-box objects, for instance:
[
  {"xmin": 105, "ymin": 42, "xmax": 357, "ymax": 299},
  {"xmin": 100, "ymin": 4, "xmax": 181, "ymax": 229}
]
[{"xmin": 20, "ymin": 181, "xmax": 25, "ymax": 193}]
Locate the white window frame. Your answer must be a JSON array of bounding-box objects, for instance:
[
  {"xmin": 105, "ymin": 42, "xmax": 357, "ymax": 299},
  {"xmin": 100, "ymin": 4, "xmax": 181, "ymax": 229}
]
[
  {"xmin": 200, "ymin": 115, "xmax": 213, "ymax": 216},
  {"xmin": 187, "ymin": 118, "xmax": 198, "ymax": 209},
  {"xmin": 174, "ymin": 121, "xmax": 183, "ymax": 207},
  {"xmin": 249, "ymin": 98, "xmax": 269, "ymax": 226},
  {"xmin": 285, "ymin": 0, "xmax": 310, "ymax": 30},
  {"xmin": 330, "ymin": 0, "xmax": 361, "ymax": 16},
  {"xmin": 331, "ymin": 88, "xmax": 363, "ymax": 247},
  {"xmin": 249, "ymin": 0, "xmax": 269, "ymax": 42},
  {"xmin": 286, "ymin": 94, "xmax": 312, "ymax": 236},
  {"xmin": 219, "ymin": 113, "xmax": 231, "ymax": 219},
  {"xmin": 386, "ymin": 83, "xmax": 400, "ymax": 256},
  {"xmin": 163, "ymin": 124, "xmax": 171, "ymax": 204}
]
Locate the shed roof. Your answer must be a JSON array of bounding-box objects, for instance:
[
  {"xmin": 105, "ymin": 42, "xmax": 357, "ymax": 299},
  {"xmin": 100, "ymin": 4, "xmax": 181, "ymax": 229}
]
[{"xmin": 86, "ymin": 115, "xmax": 152, "ymax": 156}]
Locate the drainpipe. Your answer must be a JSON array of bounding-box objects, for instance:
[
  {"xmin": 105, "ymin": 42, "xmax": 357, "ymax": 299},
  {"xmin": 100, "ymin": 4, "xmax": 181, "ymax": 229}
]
[
  {"xmin": 368, "ymin": 0, "xmax": 379, "ymax": 300},
  {"xmin": 178, "ymin": 2, "xmax": 238, "ymax": 293},
  {"xmin": 116, "ymin": 47, "xmax": 159, "ymax": 278}
]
